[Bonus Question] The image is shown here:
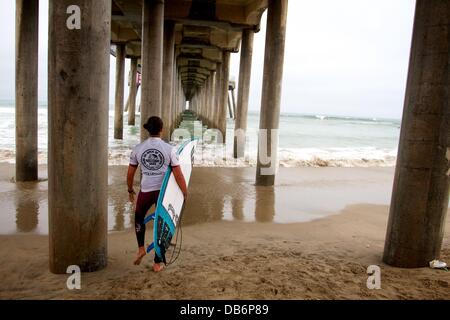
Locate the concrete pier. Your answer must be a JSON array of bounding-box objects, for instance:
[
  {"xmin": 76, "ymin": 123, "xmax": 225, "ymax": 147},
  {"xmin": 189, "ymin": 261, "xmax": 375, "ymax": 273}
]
[
  {"xmin": 128, "ymin": 57, "xmax": 138, "ymax": 126},
  {"xmin": 48, "ymin": 0, "xmax": 111, "ymax": 273},
  {"xmin": 15, "ymin": 0, "xmax": 39, "ymax": 182},
  {"xmin": 114, "ymin": 44, "xmax": 125, "ymax": 139},
  {"xmin": 38, "ymin": 0, "xmax": 275, "ymax": 273},
  {"xmin": 140, "ymin": 0, "xmax": 164, "ymax": 140},
  {"xmin": 256, "ymin": 0, "xmax": 288, "ymax": 186},
  {"xmin": 383, "ymin": 0, "xmax": 450, "ymax": 268},
  {"xmin": 162, "ymin": 21, "xmax": 175, "ymax": 141},
  {"xmin": 234, "ymin": 29, "xmax": 254, "ymax": 158}
]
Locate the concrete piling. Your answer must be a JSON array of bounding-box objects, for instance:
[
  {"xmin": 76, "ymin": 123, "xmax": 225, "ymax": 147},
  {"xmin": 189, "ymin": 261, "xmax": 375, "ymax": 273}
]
[
  {"xmin": 210, "ymin": 71, "xmax": 218, "ymax": 129},
  {"xmin": 227, "ymin": 92, "xmax": 233, "ymax": 119},
  {"xmin": 48, "ymin": 0, "xmax": 111, "ymax": 274},
  {"xmin": 162, "ymin": 21, "xmax": 175, "ymax": 141},
  {"xmin": 15, "ymin": 0, "xmax": 39, "ymax": 182},
  {"xmin": 213, "ymin": 64, "xmax": 222, "ymax": 130},
  {"xmin": 40, "ymin": 0, "xmax": 287, "ymax": 274},
  {"xmin": 383, "ymin": 0, "xmax": 450, "ymax": 268},
  {"xmin": 218, "ymin": 52, "xmax": 230, "ymax": 140},
  {"xmin": 114, "ymin": 44, "xmax": 125, "ymax": 139},
  {"xmin": 231, "ymin": 86, "xmax": 236, "ymax": 120},
  {"xmin": 234, "ymin": 29, "xmax": 254, "ymax": 158},
  {"xmin": 141, "ymin": 0, "xmax": 164, "ymax": 141},
  {"xmin": 256, "ymin": 0, "xmax": 288, "ymax": 186},
  {"xmin": 207, "ymin": 74, "xmax": 215, "ymax": 128},
  {"xmin": 128, "ymin": 57, "xmax": 138, "ymax": 126},
  {"xmin": 170, "ymin": 56, "xmax": 178, "ymax": 136}
]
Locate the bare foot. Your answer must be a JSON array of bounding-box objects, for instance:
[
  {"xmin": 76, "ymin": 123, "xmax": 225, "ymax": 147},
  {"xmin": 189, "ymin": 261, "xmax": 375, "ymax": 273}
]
[
  {"xmin": 153, "ymin": 263, "xmax": 164, "ymax": 273},
  {"xmin": 133, "ymin": 247, "xmax": 146, "ymax": 265}
]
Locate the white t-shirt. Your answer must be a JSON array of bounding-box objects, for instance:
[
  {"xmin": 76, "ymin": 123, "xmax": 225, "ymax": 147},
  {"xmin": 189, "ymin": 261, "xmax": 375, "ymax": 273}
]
[{"xmin": 129, "ymin": 138, "xmax": 180, "ymax": 192}]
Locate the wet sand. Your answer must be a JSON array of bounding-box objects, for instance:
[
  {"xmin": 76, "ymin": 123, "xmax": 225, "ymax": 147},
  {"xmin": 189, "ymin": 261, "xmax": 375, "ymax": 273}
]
[
  {"xmin": 0, "ymin": 164, "xmax": 449, "ymax": 299},
  {"xmin": 0, "ymin": 164, "xmax": 396, "ymax": 233}
]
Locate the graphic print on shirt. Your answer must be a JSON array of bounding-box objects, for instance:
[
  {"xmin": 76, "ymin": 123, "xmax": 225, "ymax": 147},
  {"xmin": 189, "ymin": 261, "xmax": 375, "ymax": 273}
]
[{"xmin": 141, "ymin": 149, "xmax": 165, "ymax": 171}]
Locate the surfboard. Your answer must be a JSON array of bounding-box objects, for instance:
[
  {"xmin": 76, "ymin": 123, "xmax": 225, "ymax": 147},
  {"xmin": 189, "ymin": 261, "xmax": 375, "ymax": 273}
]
[{"xmin": 144, "ymin": 139, "xmax": 197, "ymax": 264}]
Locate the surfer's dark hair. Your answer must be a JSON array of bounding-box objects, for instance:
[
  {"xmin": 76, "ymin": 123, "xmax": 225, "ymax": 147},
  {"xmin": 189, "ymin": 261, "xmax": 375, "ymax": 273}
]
[{"xmin": 144, "ymin": 116, "xmax": 163, "ymax": 135}]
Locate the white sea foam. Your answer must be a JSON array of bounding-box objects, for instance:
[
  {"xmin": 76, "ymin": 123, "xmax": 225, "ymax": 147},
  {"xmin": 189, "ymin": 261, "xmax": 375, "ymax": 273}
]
[
  {"xmin": 0, "ymin": 105, "xmax": 400, "ymax": 168},
  {"xmin": 0, "ymin": 144, "xmax": 398, "ymax": 168},
  {"xmin": 190, "ymin": 143, "xmax": 397, "ymax": 168}
]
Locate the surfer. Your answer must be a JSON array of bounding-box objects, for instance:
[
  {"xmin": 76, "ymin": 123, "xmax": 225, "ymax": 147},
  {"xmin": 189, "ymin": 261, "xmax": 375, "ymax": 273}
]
[{"xmin": 127, "ymin": 116, "xmax": 188, "ymax": 272}]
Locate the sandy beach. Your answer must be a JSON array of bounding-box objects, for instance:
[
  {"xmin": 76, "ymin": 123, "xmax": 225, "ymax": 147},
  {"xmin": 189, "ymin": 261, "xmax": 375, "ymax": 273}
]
[{"xmin": 0, "ymin": 164, "xmax": 449, "ymax": 300}]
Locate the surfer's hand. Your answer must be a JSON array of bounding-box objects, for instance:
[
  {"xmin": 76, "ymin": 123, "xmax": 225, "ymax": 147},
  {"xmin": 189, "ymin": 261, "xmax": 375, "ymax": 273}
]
[{"xmin": 128, "ymin": 190, "xmax": 136, "ymax": 203}]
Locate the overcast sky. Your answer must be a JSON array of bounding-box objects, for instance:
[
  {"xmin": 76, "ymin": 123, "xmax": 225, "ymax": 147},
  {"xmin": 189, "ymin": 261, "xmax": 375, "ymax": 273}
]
[{"xmin": 0, "ymin": 0, "xmax": 416, "ymax": 119}]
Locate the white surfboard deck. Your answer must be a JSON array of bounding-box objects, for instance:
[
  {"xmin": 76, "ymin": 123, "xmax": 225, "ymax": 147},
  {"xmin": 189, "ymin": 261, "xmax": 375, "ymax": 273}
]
[{"xmin": 161, "ymin": 139, "xmax": 196, "ymax": 226}]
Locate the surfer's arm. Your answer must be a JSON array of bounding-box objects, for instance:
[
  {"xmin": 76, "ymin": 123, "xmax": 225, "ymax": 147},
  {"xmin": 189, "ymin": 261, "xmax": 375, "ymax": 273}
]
[
  {"xmin": 127, "ymin": 165, "xmax": 138, "ymax": 202},
  {"xmin": 172, "ymin": 166, "xmax": 188, "ymax": 200}
]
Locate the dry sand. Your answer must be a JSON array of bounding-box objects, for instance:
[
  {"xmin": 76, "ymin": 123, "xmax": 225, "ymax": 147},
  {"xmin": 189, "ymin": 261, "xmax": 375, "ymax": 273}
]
[{"xmin": 0, "ymin": 165, "xmax": 449, "ymax": 300}]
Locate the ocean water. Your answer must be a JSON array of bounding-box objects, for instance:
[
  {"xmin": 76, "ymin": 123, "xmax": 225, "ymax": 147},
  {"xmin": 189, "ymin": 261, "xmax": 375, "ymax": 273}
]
[{"xmin": 0, "ymin": 101, "xmax": 401, "ymax": 167}]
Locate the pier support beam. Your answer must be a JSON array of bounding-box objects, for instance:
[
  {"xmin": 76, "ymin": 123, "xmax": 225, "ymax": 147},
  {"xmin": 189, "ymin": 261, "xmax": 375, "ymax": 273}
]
[
  {"xmin": 211, "ymin": 71, "xmax": 219, "ymax": 129},
  {"xmin": 204, "ymin": 86, "xmax": 208, "ymax": 120},
  {"xmin": 231, "ymin": 87, "xmax": 236, "ymax": 120},
  {"xmin": 256, "ymin": 0, "xmax": 288, "ymax": 186},
  {"xmin": 141, "ymin": 0, "xmax": 164, "ymax": 140},
  {"xmin": 383, "ymin": 0, "xmax": 450, "ymax": 268},
  {"xmin": 218, "ymin": 52, "xmax": 230, "ymax": 140},
  {"xmin": 198, "ymin": 91, "xmax": 201, "ymax": 116},
  {"xmin": 200, "ymin": 87, "xmax": 204, "ymax": 119},
  {"xmin": 214, "ymin": 63, "xmax": 222, "ymax": 130},
  {"xmin": 114, "ymin": 44, "xmax": 125, "ymax": 139},
  {"xmin": 170, "ymin": 57, "xmax": 177, "ymax": 135},
  {"xmin": 234, "ymin": 29, "xmax": 254, "ymax": 158},
  {"xmin": 201, "ymin": 86, "xmax": 206, "ymax": 120},
  {"xmin": 207, "ymin": 75, "xmax": 214, "ymax": 128},
  {"xmin": 180, "ymin": 78, "xmax": 184, "ymax": 114},
  {"xmin": 197, "ymin": 90, "xmax": 201, "ymax": 118},
  {"xmin": 227, "ymin": 92, "xmax": 233, "ymax": 119},
  {"xmin": 191, "ymin": 95, "xmax": 196, "ymax": 113},
  {"xmin": 162, "ymin": 21, "xmax": 175, "ymax": 141},
  {"xmin": 48, "ymin": 0, "xmax": 111, "ymax": 274},
  {"xmin": 128, "ymin": 57, "xmax": 138, "ymax": 126},
  {"xmin": 15, "ymin": 0, "xmax": 39, "ymax": 182}
]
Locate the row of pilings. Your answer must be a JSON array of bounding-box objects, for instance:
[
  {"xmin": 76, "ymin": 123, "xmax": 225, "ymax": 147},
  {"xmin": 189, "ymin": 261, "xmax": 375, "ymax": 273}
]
[{"xmin": 13, "ymin": 0, "xmax": 450, "ymax": 273}]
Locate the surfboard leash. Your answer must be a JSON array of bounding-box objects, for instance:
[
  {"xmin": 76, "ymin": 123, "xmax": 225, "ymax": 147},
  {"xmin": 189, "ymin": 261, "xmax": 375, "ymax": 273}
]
[
  {"xmin": 166, "ymin": 202, "xmax": 186, "ymax": 266},
  {"xmin": 167, "ymin": 212, "xmax": 183, "ymax": 266}
]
